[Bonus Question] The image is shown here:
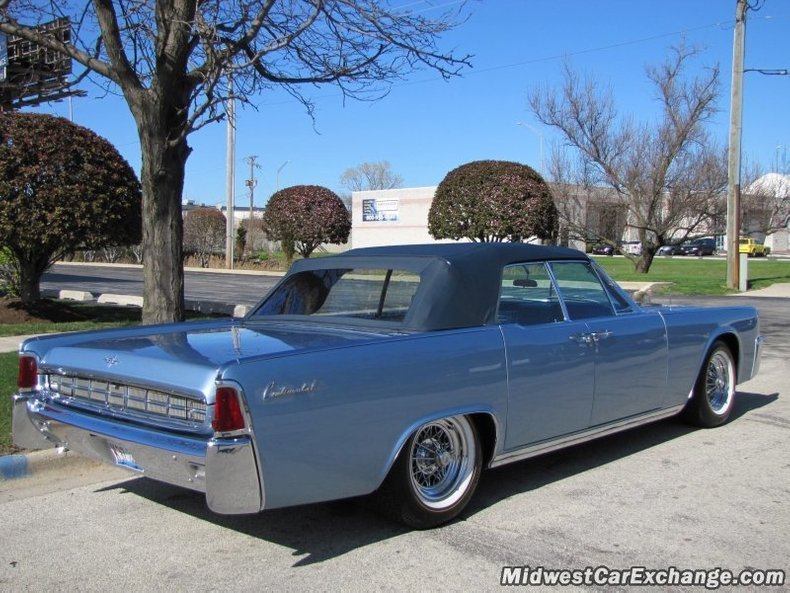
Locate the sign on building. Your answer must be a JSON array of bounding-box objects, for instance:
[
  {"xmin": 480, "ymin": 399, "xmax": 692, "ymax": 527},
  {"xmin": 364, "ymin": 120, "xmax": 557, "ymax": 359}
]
[{"xmin": 362, "ymin": 198, "xmax": 400, "ymax": 222}]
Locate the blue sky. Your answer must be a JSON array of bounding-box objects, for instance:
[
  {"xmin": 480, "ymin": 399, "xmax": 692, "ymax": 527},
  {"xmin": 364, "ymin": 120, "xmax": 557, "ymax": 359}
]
[{"xmin": 33, "ymin": 0, "xmax": 790, "ymax": 207}]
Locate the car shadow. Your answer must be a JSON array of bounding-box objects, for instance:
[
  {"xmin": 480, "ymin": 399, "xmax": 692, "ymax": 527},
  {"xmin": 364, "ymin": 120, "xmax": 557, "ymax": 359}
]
[
  {"xmin": 97, "ymin": 477, "xmax": 407, "ymax": 566},
  {"xmin": 95, "ymin": 389, "xmax": 778, "ymax": 567},
  {"xmin": 467, "ymin": 389, "xmax": 778, "ymax": 517}
]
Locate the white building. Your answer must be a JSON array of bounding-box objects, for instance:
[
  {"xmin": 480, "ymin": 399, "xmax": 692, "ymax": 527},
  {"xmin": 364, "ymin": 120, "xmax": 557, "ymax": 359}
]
[
  {"xmin": 352, "ymin": 177, "xmax": 790, "ymax": 254},
  {"xmin": 351, "ymin": 186, "xmax": 451, "ymax": 248},
  {"xmin": 744, "ymin": 173, "xmax": 790, "ymax": 253}
]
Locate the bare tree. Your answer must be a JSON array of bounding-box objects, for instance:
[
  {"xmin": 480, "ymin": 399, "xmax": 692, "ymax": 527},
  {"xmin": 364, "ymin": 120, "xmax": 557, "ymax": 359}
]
[
  {"xmin": 741, "ymin": 164, "xmax": 790, "ymax": 237},
  {"xmin": 0, "ymin": 1, "xmax": 469, "ymax": 322},
  {"xmin": 183, "ymin": 207, "xmax": 226, "ymax": 268},
  {"xmin": 129, "ymin": 244, "xmax": 144, "ymax": 264},
  {"xmin": 530, "ymin": 45, "xmax": 727, "ymax": 272},
  {"xmin": 340, "ymin": 160, "xmax": 404, "ymax": 193},
  {"xmin": 240, "ymin": 217, "xmax": 268, "ymax": 255}
]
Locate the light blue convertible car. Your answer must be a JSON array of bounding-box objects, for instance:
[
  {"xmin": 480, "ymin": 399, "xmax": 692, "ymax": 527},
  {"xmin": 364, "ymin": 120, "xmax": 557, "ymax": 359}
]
[{"xmin": 13, "ymin": 244, "xmax": 763, "ymax": 528}]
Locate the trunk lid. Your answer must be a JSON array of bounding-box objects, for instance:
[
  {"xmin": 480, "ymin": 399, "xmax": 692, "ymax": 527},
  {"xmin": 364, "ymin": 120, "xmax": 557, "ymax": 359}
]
[{"xmin": 24, "ymin": 319, "xmax": 392, "ymax": 398}]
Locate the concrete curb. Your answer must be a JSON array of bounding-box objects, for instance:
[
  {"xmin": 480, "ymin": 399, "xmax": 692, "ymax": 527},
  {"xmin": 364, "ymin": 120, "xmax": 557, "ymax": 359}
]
[
  {"xmin": 56, "ymin": 260, "xmax": 287, "ymax": 277},
  {"xmin": 0, "ymin": 448, "xmax": 99, "ymax": 481},
  {"xmin": 37, "ymin": 288, "xmax": 251, "ymax": 320},
  {"xmin": 97, "ymin": 294, "xmax": 144, "ymax": 307}
]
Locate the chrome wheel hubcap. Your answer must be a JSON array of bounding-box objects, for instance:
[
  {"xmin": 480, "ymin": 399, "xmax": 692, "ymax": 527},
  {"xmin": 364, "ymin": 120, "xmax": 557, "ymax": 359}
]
[{"xmin": 409, "ymin": 417, "xmax": 475, "ymax": 510}]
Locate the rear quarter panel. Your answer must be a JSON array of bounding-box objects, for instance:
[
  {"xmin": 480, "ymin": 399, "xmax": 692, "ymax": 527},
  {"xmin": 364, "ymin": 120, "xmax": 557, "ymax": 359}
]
[{"xmin": 221, "ymin": 326, "xmax": 508, "ymax": 509}]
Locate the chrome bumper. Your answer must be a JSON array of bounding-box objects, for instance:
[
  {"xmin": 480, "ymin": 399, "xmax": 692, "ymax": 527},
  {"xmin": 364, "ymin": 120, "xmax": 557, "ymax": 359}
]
[{"xmin": 12, "ymin": 394, "xmax": 263, "ymax": 514}]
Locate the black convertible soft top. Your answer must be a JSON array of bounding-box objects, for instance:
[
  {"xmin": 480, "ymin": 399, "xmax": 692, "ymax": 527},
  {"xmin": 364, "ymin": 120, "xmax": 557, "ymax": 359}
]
[
  {"xmin": 270, "ymin": 243, "xmax": 588, "ymax": 331},
  {"xmin": 342, "ymin": 242, "xmax": 584, "ymax": 266}
]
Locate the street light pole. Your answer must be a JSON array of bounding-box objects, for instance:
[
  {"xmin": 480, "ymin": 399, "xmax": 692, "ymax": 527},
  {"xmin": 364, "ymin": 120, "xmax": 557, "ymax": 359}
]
[
  {"xmin": 276, "ymin": 160, "xmax": 290, "ymax": 191},
  {"xmin": 516, "ymin": 121, "xmax": 545, "ymax": 177},
  {"xmin": 726, "ymin": 0, "xmax": 747, "ymax": 291},
  {"xmin": 776, "ymin": 145, "xmax": 787, "ymax": 174}
]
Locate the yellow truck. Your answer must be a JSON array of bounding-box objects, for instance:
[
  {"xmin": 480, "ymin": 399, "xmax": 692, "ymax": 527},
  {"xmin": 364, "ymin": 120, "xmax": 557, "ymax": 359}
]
[{"xmin": 739, "ymin": 237, "xmax": 771, "ymax": 257}]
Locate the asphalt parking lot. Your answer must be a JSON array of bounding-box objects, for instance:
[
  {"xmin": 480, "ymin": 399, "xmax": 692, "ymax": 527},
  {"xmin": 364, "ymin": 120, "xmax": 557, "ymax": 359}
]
[{"xmin": 0, "ymin": 296, "xmax": 787, "ymax": 591}]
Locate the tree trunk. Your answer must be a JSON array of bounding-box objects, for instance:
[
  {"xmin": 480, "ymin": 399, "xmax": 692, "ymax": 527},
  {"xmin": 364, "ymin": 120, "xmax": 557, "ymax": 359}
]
[
  {"xmin": 635, "ymin": 249, "xmax": 656, "ymax": 274},
  {"xmin": 134, "ymin": 100, "xmax": 191, "ymax": 324},
  {"xmin": 17, "ymin": 262, "xmax": 42, "ymax": 305}
]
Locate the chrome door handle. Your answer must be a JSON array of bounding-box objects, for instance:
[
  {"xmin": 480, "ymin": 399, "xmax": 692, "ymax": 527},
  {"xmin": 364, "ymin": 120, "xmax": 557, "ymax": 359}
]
[
  {"xmin": 590, "ymin": 330, "xmax": 612, "ymax": 342},
  {"xmin": 570, "ymin": 333, "xmax": 593, "ymax": 345}
]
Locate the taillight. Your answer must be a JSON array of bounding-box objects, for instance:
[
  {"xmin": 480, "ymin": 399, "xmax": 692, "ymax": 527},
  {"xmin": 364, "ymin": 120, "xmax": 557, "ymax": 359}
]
[
  {"xmin": 17, "ymin": 355, "xmax": 38, "ymax": 391},
  {"xmin": 212, "ymin": 386, "xmax": 245, "ymax": 433}
]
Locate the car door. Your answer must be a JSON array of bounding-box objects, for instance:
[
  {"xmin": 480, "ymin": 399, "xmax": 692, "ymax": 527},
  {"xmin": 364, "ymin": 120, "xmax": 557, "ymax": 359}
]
[
  {"xmin": 499, "ymin": 262, "xmax": 595, "ymax": 450},
  {"xmin": 549, "ymin": 261, "xmax": 668, "ymax": 426}
]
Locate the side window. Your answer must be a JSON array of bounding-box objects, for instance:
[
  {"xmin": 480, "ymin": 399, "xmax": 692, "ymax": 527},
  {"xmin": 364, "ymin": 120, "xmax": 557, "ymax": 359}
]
[
  {"xmin": 498, "ymin": 263, "xmax": 564, "ymax": 325},
  {"xmin": 549, "ymin": 261, "xmax": 615, "ymax": 320},
  {"xmin": 592, "ymin": 262, "xmax": 634, "ymax": 313}
]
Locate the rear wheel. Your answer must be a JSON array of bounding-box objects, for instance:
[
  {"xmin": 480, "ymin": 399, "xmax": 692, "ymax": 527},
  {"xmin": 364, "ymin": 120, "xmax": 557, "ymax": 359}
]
[
  {"xmin": 378, "ymin": 415, "xmax": 481, "ymax": 529},
  {"xmin": 682, "ymin": 341, "xmax": 736, "ymax": 428}
]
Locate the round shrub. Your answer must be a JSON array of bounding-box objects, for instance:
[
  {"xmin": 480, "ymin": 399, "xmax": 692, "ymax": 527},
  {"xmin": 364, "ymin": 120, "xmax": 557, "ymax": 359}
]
[
  {"xmin": 262, "ymin": 185, "xmax": 351, "ymax": 259},
  {"xmin": 428, "ymin": 160, "xmax": 558, "ymax": 243}
]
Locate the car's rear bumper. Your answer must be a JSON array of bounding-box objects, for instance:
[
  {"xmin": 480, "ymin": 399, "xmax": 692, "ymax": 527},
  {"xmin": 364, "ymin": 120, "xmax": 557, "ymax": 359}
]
[{"xmin": 12, "ymin": 393, "xmax": 263, "ymax": 514}]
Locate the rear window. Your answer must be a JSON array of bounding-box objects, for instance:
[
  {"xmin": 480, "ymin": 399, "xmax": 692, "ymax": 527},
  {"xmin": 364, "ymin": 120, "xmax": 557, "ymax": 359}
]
[{"xmin": 251, "ymin": 268, "xmax": 421, "ymax": 324}]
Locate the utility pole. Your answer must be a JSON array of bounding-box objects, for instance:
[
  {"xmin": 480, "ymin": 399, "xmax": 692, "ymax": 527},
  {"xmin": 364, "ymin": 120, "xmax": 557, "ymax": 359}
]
[
  {"xmin": 244, "ymin": 155, "xmax": 260, "ymax": 257},
  {"xmin": 225, "ymin": 80, "xmax": 236, "ymax": 269},
  {"xmin": 726, "ymin": 0, "xmax": 747, "ymax": 290}
]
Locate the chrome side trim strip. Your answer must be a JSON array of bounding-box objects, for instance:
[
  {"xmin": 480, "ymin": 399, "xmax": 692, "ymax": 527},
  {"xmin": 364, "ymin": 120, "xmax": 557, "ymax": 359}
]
[{"xmin": 489, "ymin": 404, "xmax": 685, "ymax": 468}]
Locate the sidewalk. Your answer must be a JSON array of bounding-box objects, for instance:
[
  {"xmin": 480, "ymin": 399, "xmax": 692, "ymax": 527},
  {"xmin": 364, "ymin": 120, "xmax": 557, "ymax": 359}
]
[
  {"xmin": 0, "ymin": 334, "xmax": 37, "ymax": 354},
  {"xmin": 730, "ymin": 282, "xmax": 790, "ymax": 298}
]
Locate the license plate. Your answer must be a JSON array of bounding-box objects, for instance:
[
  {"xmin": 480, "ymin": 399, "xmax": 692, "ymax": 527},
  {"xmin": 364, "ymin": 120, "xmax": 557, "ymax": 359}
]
[{"xmin": 109, "ymin": 444, "xmax": 143, "ymax": 472}]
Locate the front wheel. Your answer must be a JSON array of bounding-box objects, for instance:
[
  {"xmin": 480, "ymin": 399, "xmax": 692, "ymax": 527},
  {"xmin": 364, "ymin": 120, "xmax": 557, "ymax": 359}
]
[
  {"xmin": 378, "ymin": 415, "xmax": 481, "ymax": 529},
  {"xmin": 682, "ymin": 341, "xmax": 736, "ymax": 428}
]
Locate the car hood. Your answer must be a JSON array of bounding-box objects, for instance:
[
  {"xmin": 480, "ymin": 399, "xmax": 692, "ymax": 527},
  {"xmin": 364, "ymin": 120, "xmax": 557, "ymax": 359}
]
[{"xmin": 23, "ymin": 319, "xmax": 394, "ymax": 398}]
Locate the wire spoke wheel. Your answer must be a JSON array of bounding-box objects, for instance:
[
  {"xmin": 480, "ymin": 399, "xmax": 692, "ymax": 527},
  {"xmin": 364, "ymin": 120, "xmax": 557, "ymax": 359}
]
[
  {"xmin": 378, "ymin": 414, "xmax": 482, "ymax": 528},
  {"xmin": 682, "ymin": 340, "xmax": 737, "ymax": 428},
  {"xmin": 705, "ymin": 349, "xmax": 735, "ymax": 415},
  {"xmin": 408, "ymin": 417, "xmax": 476, "ymax": 510}
]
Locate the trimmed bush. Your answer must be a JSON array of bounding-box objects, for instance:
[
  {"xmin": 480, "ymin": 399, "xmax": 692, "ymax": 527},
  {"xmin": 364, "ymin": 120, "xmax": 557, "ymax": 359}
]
[
  {"xmin": 262, "ymin": 185, "xmax": 351, "ymax": 260},
  {"xmin": 429, "ymin": 160, "xmax": 558, "ymax": 243},
  {"xmin": 0, "ymin": 113, "xmax": 141, "ymax": 303}
]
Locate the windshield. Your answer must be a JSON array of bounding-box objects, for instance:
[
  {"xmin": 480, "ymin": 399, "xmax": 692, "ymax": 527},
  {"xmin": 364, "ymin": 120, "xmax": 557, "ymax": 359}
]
[{"xmin": 250, "ymin": 268, "xmax": 422, "ymax": 325}]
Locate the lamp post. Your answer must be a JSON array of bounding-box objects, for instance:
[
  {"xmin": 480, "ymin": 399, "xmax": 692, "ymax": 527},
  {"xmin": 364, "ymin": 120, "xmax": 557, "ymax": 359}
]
[
  {"xmin": 776, "ymin": 145, "xmax": 787, "ymax": 174},
  {"xmin": 516, "ymin": 121, "xmax": 545, "ymax": 177},
  {"xmin": 276, "ymin": 160, "xmax": 290, "ymax": 191}
]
